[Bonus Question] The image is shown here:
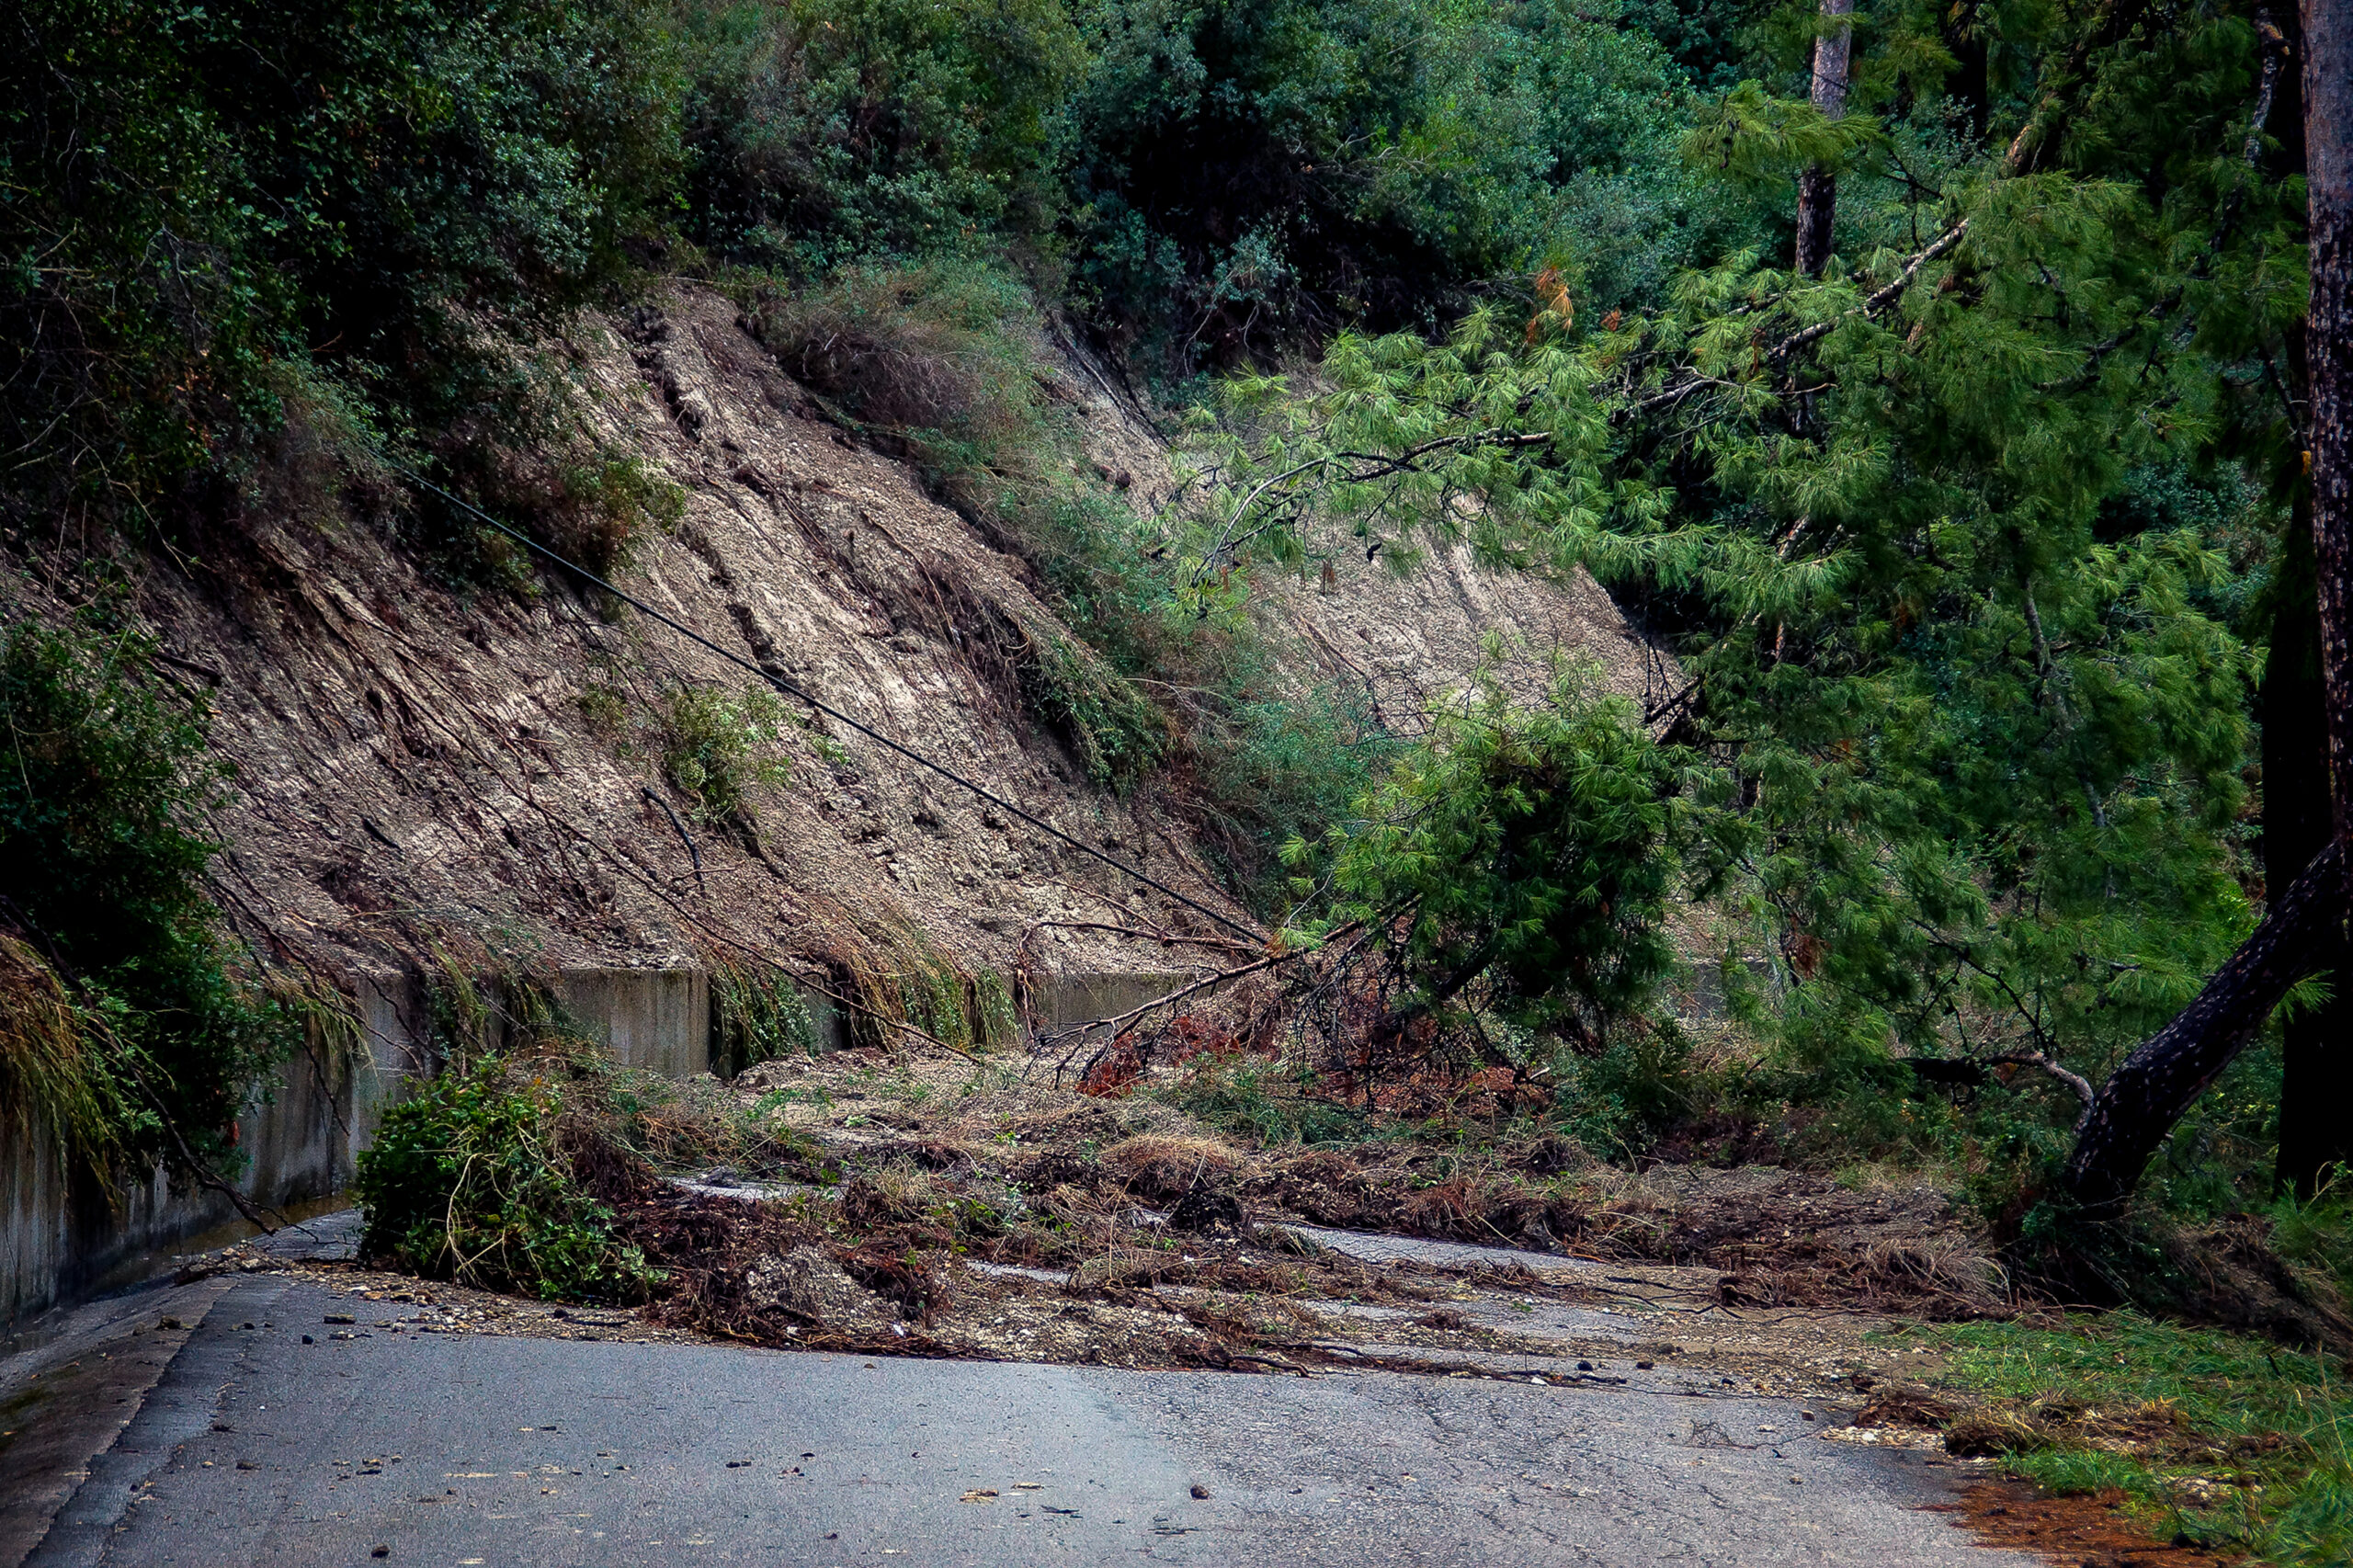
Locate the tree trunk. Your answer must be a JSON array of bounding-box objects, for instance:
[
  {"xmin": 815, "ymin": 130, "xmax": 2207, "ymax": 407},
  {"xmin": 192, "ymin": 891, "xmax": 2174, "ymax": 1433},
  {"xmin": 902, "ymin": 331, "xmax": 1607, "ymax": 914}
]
[
  {"xmin": 2063, "ymin": 0, "xmax": 2353, "ymax": 1212},
  {"xmin": 1793, "ymin": 0, "xmax": 1855, "ymax": 277},
  {"xmin": 2263, "ymin": 516, "xmax": 2353, "ymax": 1195},
  {"xmin": 2063, "ymin": 844, "xmax": 2349, "ymax": 1211},
  {"xmin": 2311, "ymin": 0, "xmax": 2353, "ymax": 824}
]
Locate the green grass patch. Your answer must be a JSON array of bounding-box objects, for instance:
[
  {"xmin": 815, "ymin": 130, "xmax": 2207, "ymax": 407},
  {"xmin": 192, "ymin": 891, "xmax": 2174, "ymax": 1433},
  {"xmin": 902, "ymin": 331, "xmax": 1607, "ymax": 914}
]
[{"xmin": 1901, "ymin": 1312, "xmax": 2353, "ymax": 1565}]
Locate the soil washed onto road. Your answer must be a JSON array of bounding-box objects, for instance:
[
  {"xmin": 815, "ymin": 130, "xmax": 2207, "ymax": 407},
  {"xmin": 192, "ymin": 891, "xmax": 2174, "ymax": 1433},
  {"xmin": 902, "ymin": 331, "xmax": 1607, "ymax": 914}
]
[{"xmin": 1, "ymin": 1050, "xmax": 2222, "ymax": 1567}]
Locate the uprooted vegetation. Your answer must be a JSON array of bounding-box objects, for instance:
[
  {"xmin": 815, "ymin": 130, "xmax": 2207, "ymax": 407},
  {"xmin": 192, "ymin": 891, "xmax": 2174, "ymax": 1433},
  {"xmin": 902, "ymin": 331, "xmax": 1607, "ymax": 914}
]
[
  {"xmin": 337, "ymin": 1007, "xmax": 2353, "ymax": 1565},
  {"xmin": 355, "ymin": 979, "xmax": 2015, "ymax": 1364},
  {"xmin": 16, "ymin": 10, "xmax": 2351, "ymax": 1567},
  {"xmin": 353, "ymin": 889, "xmax": 2353, "ymax": 1372}
]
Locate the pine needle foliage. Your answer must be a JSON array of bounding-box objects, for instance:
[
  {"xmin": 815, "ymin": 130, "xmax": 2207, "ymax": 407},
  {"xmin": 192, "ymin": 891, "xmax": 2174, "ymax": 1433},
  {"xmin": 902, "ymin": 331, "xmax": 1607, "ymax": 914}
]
[{"xmin": 1185, "ymin": 0, "xmax": 2301, "ymax": 1124}]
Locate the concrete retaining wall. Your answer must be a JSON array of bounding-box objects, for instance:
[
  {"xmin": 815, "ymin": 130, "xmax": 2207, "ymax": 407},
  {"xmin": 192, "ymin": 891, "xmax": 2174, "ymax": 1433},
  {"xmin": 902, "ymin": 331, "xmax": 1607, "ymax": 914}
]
[
  {"xmin": 1, "ymin": 973, "xmax": 429, "ymax": 1337},
  {"xmin": 1031, "ymin": 972, "xmax": 1192, "ymax": 1028},
  {"xmin": 558, "ymin": 967, "xmax": 710, "ymax": 1076},
  {"xmin": 6, "ymin": 1049, "xmax": 347, "ymax": 1335}
]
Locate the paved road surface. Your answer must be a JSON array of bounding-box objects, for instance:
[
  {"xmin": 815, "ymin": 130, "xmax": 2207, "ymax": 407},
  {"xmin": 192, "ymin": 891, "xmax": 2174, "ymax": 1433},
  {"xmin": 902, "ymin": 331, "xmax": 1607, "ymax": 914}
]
[{"xmin": 11, "ymin": 1271, "xmax": 2038, "ymax": 1568}]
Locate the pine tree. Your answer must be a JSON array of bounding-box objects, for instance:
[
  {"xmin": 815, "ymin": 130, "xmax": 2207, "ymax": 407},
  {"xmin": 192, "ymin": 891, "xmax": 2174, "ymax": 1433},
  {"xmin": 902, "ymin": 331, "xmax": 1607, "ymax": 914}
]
[
  {"xmin": 2063, "ymin": 0, "xmax": 2353, "ymax": 1210},
  {"xmin": 1176, "ymin": 0, "xmax": 2322, "ymax": 1197}
]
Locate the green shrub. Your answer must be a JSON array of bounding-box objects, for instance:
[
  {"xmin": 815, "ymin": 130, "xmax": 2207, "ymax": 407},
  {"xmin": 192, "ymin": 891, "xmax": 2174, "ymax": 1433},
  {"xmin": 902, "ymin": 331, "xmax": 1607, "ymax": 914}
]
[
  {"xmin": 1300, "ymin": 664, "xmax": 1685, "ymax": 1046},
  {"xmin": 680, "ymin": 0, "xmax": 1083, "ymax": 275},
  {"xmin": 1162, "ymin": 1061, "xmax": 1366, "ymax": 1146},
  {"xmin": 1550, "ymin": 1026, "xmax": 1697, "ymax": 1154},
  {"xmin": 544, "ymin": 456, "xmax": 690, "ymax": 578},
  {"xmin": 659, "ymin": 686, "xmax": 794, "ymax": 824},
  {"xmin": 356, "ymin": 1052, "xmax": 660, "ymax": 1302},
  {"xmin": 2, "ymin": 0, "xmax": 680, "ymax": 527},
  {"xmin": 0, "ymin": 612, "xmax": 291, "ymax": 1175}
]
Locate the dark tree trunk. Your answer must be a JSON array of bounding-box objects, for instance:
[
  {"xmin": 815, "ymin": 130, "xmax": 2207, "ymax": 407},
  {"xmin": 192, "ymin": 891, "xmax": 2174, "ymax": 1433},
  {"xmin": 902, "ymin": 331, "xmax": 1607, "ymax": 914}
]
[
  {"xmin": 2263, "ymin": 516, "xmax": 2353, "ymax": 1195},
  {"xmin": 2063, "ymin": 0, "xmax": 2353, "ymax": 1211},
  {"xmin": 1792, "ymin": 0, "xmax": 1853, "ymax": 277},
  {"xmin": 1943, "ymin": 0, "xmax": 1991, "ymax": 139},
  {"xmin": 2064, "ymin": 844, "xmax": 2349, "ymax": 1210},
  {"xmin": 2311, "ymin": 0, "xmax": 2353, "ymax": 823}
]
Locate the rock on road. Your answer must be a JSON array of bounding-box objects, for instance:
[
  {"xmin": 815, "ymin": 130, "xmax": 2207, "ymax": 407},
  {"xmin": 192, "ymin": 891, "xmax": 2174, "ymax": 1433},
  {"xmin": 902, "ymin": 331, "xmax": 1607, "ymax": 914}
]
[{"xmin": 11, "ymin": 1273, "xmax": 2038, "ymax": 1568}]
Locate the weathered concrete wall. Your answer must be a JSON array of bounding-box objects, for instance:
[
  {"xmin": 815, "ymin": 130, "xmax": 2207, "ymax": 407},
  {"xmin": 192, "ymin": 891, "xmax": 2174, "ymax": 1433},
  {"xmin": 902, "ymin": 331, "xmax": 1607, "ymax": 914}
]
[
  {"xmin": 0, "ymin": 1119, "xmax": 70, "ymax": 1339},
  {"xmin": 351, "ymin": 973, "xmax": 431, "ymax": 1148},
  {"xmin": 1033, "ymin": 972, "xmax": 1192, "ymax": 1028},
  {"xmin": 1, "ymin": 1057, "xmax": 358, "ymax": 1337},
  {"xmin": 558, "ymin": 967, "xmax": 710, "ymax": 1077},
  {"xmin": 1, "ymin": 972, "xmax": 426, "ymax": 1338}
]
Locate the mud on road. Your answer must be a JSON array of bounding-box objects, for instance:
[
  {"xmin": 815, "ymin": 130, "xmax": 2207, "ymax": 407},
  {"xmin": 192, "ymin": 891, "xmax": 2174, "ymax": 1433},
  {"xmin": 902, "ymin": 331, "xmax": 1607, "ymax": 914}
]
[
  {"xmin": 108, "ymin": 1048, "xmax": 2245, "ymax": 1567},
  {"xmin": 243, "ymin": 1047, "xmax": 2010, "ymax": 1402}
]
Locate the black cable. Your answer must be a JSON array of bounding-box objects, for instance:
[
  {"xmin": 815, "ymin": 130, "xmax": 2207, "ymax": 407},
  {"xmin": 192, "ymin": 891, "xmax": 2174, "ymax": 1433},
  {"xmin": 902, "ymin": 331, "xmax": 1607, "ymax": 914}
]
[
  {"xmin": 642, "ymin": 785, "xmax": 705, "ymax": 896},
  {"xmin": 389, "ymin": 461, "xmax": 1261, "ymax": 943}
]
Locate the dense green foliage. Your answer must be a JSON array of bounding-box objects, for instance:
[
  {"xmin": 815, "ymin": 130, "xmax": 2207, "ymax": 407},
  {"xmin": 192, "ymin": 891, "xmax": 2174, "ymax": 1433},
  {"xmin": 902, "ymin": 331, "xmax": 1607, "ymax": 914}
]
[
  {"xmin": 1180, "ymin": 0, "xmax": 2307, "ymax": 1204},
  {"xmin": 679, "ymin": 0, "xmax": 1083, "ymax": 273},
  {"xmin": 1061, "ymin": 0, "xmax": 1735, "ymax": 361},
  {"xmin": 1, "ymin": 0, "xmax": 2328, "ymax": 1254},
  {"xmin": 1296, "ymin": 668, "xmax": 1689, "ymax": 1045},
  {"xmin": 677, "ymin": 0, "xmax": 1728, "ymax": 362},
  {"xmin": 0, "ymin": 613, "xmax": 290, "ymax": 1172},
  {"xmin": 357, "ymin": 1051, "xmax": 660, "ymax": 1301},
  {"xmin": 2, "ymin": 0, "xmax": 678, "ymax": 526},
  {"xmin": 1, "ymin": 0, "xmax": 1745, "ymax": 530}
]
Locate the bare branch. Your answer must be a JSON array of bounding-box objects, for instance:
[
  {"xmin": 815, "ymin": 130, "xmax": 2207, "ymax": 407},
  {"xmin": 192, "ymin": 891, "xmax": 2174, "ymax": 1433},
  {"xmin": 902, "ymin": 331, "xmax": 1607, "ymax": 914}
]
[{"xmin": 1985, "ymin": 1051, "xmax": 2098, "ymax": 1113}]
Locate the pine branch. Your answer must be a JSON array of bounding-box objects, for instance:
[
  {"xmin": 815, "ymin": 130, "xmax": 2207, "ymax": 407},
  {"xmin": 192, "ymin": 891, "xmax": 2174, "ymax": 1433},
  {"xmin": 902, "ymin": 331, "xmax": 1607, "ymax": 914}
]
[{"xmin": 1764, "ymin": 220, "xmax": 1972, "ymax": 365}]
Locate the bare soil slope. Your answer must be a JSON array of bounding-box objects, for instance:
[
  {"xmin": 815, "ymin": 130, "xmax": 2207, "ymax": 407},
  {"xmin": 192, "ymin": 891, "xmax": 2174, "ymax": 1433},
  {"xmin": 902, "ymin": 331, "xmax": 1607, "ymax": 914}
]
[{"xmin": 8, "ymin": 281, "xmax": 1665, "ymax": 1021}]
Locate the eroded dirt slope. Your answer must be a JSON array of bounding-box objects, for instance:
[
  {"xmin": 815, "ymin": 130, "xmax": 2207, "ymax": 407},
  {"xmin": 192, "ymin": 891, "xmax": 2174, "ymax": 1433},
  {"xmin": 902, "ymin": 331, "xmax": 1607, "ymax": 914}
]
[
  {"xmin": 1054, "ymin": 329, "xmax": 1680, "ymax": 727},
  {"xmin": 8, "ymin": 280, "xmax": 1665, "ymax": 1022}
]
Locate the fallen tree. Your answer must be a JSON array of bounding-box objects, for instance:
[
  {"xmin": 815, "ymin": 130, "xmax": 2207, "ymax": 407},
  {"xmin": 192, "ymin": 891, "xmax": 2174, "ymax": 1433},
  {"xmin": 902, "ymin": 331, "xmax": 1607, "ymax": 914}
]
[{"xmin": 2062, "ymin": 0, "xmax": 2353, "ymax": 1212}]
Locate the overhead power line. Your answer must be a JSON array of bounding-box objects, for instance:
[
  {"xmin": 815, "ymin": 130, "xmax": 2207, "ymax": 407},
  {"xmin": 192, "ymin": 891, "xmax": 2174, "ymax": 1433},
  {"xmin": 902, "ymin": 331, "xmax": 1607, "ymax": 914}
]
[{"xmin": 388, "ymin": 462, "xmax": 1262, "ymax": 944}]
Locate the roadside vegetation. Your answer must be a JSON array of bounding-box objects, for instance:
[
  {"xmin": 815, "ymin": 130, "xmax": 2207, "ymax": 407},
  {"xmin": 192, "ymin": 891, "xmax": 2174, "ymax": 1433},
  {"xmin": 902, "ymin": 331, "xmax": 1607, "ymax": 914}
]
[
  {"xmin": 0, "ymin": 608, "xmax": 304, "ymax": 1188},
  {"xmin": 1889, "ymin": 1312, "xmax": 2353, "ymax": 1564}
]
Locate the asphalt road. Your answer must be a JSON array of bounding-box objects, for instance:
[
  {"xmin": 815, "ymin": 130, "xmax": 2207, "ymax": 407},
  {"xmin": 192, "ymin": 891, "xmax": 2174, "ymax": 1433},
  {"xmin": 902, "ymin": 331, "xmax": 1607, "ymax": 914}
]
[{"xmin": 14, "ymin": 1273, "xmax": 2040, "ymax": 1568}]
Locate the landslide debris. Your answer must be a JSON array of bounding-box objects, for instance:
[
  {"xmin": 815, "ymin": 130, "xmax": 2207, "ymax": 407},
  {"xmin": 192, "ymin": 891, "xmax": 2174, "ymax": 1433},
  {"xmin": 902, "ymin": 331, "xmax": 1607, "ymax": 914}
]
[{"xmin": 504, "ymin": 1043, "xmax": 2016, "ymax": 1394}]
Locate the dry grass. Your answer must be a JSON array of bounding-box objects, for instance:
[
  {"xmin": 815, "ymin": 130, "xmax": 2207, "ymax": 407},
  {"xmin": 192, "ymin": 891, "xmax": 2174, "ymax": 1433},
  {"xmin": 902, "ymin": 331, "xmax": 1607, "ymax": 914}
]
[
  {"xmin": 744, "ymin": 266, "xmax": 1039, "ymax": 457},
  {"xmin": 1097, "ymin": 1133, "xmax": 1242, "ymax": 1200},
  {"xmin": 0, "ymin": 932, "xmax": 126, "ymax": 1175}
]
